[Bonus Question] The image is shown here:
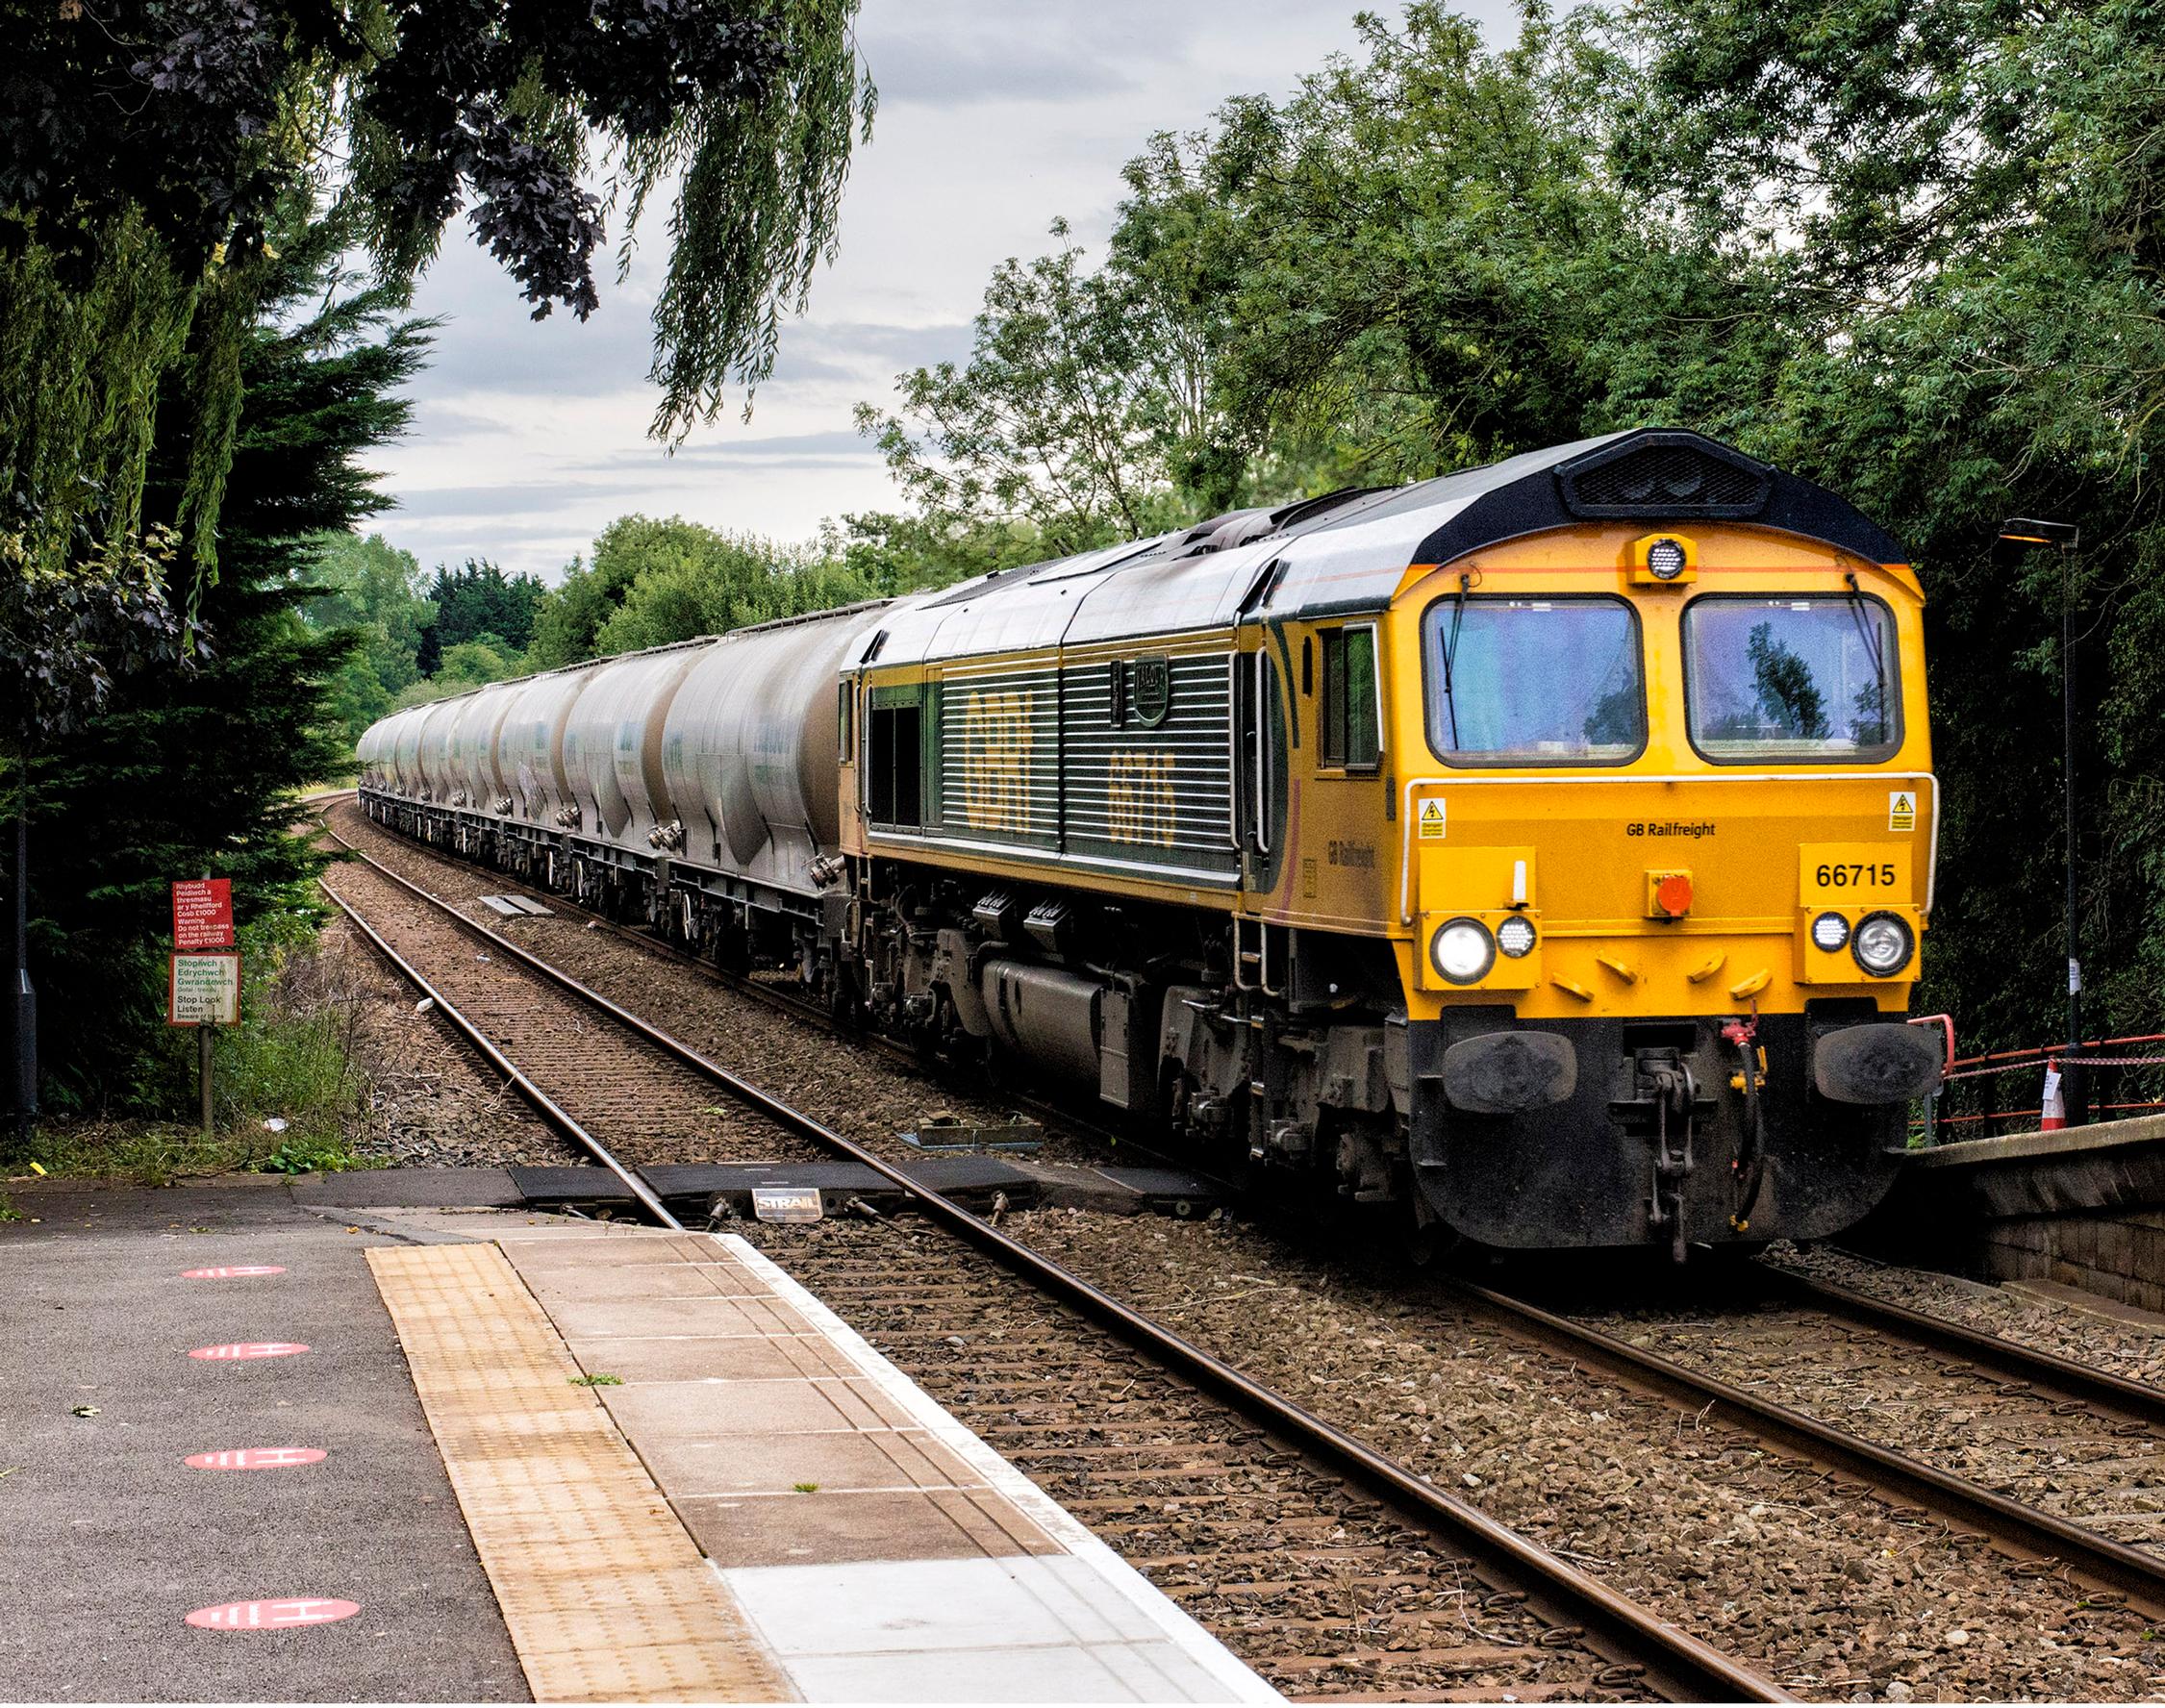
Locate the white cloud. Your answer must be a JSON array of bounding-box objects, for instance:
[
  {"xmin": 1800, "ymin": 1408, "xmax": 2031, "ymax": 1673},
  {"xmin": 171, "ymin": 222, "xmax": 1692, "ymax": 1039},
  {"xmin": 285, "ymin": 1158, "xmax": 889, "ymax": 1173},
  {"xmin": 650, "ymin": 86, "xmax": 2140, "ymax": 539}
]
[{"xmin": 370, "ymin": 1, "xmax": 1520, "ymax": 581}]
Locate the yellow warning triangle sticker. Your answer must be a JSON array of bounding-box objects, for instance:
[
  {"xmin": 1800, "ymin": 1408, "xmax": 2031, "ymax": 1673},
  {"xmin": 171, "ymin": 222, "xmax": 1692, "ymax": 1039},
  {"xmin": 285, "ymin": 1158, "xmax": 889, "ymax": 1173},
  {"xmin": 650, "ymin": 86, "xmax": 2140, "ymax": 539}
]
[{"xmin": 1418, "ymin": 798, "xmax": 1447, "ymax": 839}]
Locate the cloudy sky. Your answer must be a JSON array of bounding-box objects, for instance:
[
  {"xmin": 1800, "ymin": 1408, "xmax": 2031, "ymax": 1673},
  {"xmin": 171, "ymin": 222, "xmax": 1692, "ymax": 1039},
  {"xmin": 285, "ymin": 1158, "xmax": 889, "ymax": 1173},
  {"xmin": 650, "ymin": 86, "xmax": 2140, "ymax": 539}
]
[{"xmin": 372, "ymin": 2, "xmax": 1513, "ymax": 582}]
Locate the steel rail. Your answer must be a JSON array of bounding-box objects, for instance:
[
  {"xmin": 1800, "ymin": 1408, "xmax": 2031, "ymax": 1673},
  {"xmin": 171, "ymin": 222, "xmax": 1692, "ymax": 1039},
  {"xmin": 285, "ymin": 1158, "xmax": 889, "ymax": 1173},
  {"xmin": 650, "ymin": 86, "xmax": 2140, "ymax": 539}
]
[
  {"xmin": 1452, "ymin": 1279, "xmax": 2165, "ymax": 1614},
  {"xmin": 319, "ymin": 819, "xmax": 1786, "ymax": 1704},
  {"xmin": 326, "ymin": 803, "xmax": 1219, "ymax": 1183},
  {"xmin": 315, "ymin": 874, "xmax": 684, "ymax": 1232},
  {"xmin": 1756, "ymin": 1266, "xmax": 2165, "ymax": 1428}
]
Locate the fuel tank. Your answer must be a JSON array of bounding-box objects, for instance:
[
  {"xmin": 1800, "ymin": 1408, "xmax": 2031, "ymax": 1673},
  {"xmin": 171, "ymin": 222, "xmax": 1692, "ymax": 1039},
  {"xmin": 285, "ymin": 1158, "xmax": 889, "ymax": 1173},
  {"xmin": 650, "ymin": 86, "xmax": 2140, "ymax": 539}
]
[
  {"xmin": 390, "ymin": 707, "xmax": 426, "ymax": 797},
  {"xmin": 447, "ymin": 681, "xmax": 520, "ymax": 812}
]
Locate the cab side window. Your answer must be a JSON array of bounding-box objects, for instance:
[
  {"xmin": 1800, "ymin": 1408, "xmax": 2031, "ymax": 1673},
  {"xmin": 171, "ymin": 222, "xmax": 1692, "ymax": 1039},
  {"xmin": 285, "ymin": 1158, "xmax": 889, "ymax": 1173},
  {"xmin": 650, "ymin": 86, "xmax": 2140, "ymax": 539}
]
[{"xmin": 1321, "ymin": 625, "xmax": 1381, "ymax": 769}]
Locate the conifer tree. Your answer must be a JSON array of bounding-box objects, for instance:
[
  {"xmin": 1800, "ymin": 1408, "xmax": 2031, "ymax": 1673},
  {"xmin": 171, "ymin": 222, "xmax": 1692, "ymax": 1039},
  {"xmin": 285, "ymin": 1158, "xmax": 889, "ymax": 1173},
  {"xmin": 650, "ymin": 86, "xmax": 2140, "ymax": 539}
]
[{"xmin": 20, "ymin": 219, "xmax": 429, "ymax": 1110}]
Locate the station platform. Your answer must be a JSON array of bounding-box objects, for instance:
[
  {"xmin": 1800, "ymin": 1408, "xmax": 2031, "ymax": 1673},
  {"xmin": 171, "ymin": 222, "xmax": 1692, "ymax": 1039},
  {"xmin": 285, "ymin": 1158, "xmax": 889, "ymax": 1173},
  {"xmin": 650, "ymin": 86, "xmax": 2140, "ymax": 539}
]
[
  {"xmin": 0, "ymin": 1176, "xmax": 1274, "ymax": 1704},
  {"xmin": 1868, "ymin": 1110, "xmax": 2165, "ymax": 1314}
]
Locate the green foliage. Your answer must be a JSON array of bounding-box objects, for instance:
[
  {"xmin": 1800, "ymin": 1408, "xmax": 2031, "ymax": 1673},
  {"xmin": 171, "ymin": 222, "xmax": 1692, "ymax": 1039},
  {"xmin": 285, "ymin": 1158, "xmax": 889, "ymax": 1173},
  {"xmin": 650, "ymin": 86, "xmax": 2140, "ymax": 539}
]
[
  {"xmin": 305, "ymin": 533, "xmax": 433, "ymax": 746},
  {"xmin": 391, "ymin": 634, "xmax": 525, "ymax": 709},
  {"xmin": 19, "ymin": 221, "xmax": 424, "ymax": 1113},
  {"xmin": 415, "ymin": 560, "xmax": 547, "ymax": 674},
  {"xmin": 525, "ymin": 549, "xmax": 646, "ymax": 669},
  {"xmin": 26, "ymin": 903, "xmax": 381, "ymax": 1182},
  {"xmin": 859, "ymin": 222, "xmax": 1188, "ymax": 552},
  {"xmin": 589, "ymin": 516, "xmax": 877, "ymax": 653},
  {"xmin": 0, "ymin": 211, "xmax": 207, "ymax": 595},
  {"xmin": 818, "ymin": 510, "xmax": 1045, "ymax": 595}
]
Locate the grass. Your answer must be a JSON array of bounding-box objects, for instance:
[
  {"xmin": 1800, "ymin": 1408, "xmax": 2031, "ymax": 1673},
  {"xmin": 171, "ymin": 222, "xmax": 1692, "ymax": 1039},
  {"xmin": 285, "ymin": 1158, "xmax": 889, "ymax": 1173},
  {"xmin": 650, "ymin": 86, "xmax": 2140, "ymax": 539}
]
[
  {"xmin": 568, "ymin": 1372, "xmax": 622, "ymax": 1387},
  {"xmin": 0, "ymin": 1195, "xmax": 24, "ymax": 1223},
  {"xmin": 792, "ymin": 1482, "xmax": 819, "ymax": 1494},
  {"xmin": 11, "ymin": 913, "xmax": 389, "ymax": 1186},
  {"xmin": 16, "ymin": 1121, "xmax": 377, "ymax": 1186}
]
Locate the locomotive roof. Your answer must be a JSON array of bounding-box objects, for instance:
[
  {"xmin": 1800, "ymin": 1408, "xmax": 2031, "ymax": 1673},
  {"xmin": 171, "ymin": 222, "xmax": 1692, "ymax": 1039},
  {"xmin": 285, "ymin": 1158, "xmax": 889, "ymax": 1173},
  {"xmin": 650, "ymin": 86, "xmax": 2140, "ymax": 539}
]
[{"xmin": 863, "ymin": 427, "xmax": 1907, "ymax": 666}]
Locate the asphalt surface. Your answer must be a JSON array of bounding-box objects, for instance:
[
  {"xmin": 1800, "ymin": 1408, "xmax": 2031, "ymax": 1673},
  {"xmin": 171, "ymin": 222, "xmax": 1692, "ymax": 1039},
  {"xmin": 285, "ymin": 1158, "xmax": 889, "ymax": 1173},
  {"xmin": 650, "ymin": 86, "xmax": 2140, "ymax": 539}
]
[{"xmin": 0, "ymin": 1179, "xmax": 526, "ymax": 1702}]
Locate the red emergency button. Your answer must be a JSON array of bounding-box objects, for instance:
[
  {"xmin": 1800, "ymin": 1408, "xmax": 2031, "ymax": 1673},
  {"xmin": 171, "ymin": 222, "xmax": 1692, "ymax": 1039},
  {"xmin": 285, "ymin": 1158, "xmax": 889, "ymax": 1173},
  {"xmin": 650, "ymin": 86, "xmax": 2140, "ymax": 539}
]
[{"xmin": 1650, "ymin": 871, "xmax": 1694, "ymax": 918}]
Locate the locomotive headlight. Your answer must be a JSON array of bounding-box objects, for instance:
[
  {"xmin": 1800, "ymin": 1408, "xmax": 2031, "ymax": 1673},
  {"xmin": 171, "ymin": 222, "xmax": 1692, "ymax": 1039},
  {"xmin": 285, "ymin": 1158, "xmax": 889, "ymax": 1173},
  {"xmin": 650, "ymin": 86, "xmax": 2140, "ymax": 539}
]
[
  {"xmin": 1496, "ymin": 916, "xmax": 1537, "ymax": 959},
  {"xmin": 1431, "ymin": 917, "xmax": 1496, "ymax": 985},
  {"xmin": 1850, "ymin": 911, "xmax": 1914, "ymax": 977},
  {"xmin": 1646, "ymin": 537, "xmax": 1689, "ymax": 581},
  {"xmin": 1810, "ymin": 911, "xmax": 1850, "ymax": 952}
]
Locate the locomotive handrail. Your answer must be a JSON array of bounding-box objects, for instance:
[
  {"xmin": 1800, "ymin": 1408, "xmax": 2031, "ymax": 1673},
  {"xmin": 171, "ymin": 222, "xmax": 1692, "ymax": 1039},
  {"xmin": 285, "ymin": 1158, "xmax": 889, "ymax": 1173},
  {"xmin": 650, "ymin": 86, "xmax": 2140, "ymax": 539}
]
[{"xmin": 1396, "ymin": 769, "xmax": 1942, "ymax": 924}]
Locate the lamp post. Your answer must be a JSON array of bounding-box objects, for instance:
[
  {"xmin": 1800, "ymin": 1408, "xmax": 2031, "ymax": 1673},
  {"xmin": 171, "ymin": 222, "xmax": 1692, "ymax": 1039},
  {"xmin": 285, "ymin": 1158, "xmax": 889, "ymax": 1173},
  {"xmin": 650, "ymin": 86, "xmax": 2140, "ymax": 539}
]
[{"xmin": 1999, "ymin": 515, "xmax": 2083, "ymax": 1126}]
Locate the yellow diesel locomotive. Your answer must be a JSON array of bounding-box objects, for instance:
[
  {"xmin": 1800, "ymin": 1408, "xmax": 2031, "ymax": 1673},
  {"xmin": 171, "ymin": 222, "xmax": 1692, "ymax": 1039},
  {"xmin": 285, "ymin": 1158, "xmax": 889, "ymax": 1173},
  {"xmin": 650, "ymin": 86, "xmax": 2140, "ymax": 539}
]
[{"xmin": 360, "ymin": 428, "xmax": 1942, "ymax": 1258}]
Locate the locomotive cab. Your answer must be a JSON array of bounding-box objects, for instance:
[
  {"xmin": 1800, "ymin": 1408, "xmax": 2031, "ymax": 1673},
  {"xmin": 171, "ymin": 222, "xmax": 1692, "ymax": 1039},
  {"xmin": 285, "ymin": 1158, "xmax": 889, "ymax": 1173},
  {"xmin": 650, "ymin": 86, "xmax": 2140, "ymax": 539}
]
[{"xmin": 1365, "ymin": 437, "xmax": 1937, "ymax": 1257}]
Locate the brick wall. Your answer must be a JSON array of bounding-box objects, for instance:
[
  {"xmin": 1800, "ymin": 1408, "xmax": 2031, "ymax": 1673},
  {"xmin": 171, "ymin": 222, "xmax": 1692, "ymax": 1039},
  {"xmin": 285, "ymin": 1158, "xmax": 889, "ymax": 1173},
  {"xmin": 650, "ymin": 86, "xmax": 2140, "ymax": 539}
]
[{"xmin": 1974, "ymin": 1209, "xmax": 2165, "ymax": 1314}]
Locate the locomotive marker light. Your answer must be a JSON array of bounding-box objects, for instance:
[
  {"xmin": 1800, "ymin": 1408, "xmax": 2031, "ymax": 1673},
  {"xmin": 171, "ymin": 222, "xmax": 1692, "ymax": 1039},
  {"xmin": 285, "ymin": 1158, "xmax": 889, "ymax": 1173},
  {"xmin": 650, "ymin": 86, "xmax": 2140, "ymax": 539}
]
[
  {"xmin": 1431, "ymin": 917, "xmax": 1496, "ymax": 985},
  {"xmin": 1811, "ymin": 912, "xmax": 1851, "ymax": 952},
  {"xmin": 1850, "ymin": 911, "xmax": 1915, "ymax": 978},
  {"xmin": 1496, "ymin": 916, "xmax": 1537, "ymax": 959},
  {"xmin": 1997, "ymin": 515, "xmax": 2084, "ymax": 1124},
  {"xmin": 1628, "ymin": 532, "xmax": 1699, "ymax": 586}
]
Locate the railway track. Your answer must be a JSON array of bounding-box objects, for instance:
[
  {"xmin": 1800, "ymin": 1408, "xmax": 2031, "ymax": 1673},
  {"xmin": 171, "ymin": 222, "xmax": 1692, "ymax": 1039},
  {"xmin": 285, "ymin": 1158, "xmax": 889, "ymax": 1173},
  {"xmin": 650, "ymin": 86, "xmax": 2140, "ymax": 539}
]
[
  {"xmin": 319, "ymin": 802, "xmax": 2165, "ymax": 1695},
  {"xmin": 325, "ymin": 795, "xmax": 1171, "ymax": 1174},
  {"xmin": 1456, "ymin": 1281, "xmax": 2165, "ymax": 1609},
  {"xmin": 317, "ymin": 813, "xmax": 1778, "ymax": 1701}
]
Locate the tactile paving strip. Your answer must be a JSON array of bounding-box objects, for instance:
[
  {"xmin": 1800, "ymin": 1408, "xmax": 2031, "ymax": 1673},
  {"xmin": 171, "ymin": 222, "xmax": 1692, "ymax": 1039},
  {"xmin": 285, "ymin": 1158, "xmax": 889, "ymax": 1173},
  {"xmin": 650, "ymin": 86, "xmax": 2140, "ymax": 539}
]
[{"xmin": 368, "ymin": 1243, "xmax": 793, "ymax": 1703}]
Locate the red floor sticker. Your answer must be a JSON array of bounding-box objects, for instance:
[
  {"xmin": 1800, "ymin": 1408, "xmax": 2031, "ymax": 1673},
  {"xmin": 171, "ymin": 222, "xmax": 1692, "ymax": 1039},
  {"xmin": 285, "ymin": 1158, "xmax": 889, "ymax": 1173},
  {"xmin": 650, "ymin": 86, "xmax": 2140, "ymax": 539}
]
[
  {"xmin": 188, "ymin": 1343, "xmax": 310, "ymax": 1361},
  {"xmin": 184, "ymin": 1447, "xmax": 327, "ymax": 1470},
  {"xmin": 185, "ymin": 1598, "xmax": 359, "ymax": 1631},
  {"xmin": 181, "ymin": 1266, "xmax": 287, "ymax": 1279}
]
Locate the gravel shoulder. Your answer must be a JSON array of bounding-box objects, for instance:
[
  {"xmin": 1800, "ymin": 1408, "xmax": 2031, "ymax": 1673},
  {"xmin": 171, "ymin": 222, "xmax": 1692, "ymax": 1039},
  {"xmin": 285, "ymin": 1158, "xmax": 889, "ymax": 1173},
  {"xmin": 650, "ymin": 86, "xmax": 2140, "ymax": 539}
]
[{"xmin": 1006, "ymin": 1206, "xmax": 2165, "ymax": 1702}]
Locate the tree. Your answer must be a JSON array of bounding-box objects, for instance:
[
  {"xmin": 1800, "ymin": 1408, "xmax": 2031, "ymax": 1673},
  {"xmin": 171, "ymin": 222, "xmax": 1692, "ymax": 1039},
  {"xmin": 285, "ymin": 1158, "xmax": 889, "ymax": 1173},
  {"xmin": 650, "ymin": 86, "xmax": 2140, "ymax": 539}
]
[
  {"xmin": 856, "ymin": 219, "xmax": 1220, "ymax": 557},
  {"xmin": 526, "ymin": 550, "xmax": 642, "ymax": 670},
  {"xmin": 586, "ymin": 516, "xmax": 873, "ymax": 653},
  {"xmin": 1, "ymin": 0, "xmax": 873, "ymax": 633},
  {"xmin": 304, "ymin": 534, "xmax": 434, "ymax": 744},
  {"xmin": 415, "ymin": 560, "xmax": 545, "ymax": 673},
  {"xmin": 18, "ymin": 218, "xmax": 427, "ymax": 1111}
]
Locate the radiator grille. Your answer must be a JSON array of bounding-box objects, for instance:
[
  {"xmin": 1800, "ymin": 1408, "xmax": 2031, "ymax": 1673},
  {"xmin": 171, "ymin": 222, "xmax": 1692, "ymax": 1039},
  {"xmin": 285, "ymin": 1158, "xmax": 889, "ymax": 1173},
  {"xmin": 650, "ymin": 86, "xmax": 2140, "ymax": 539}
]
[
  {"xmin": 1062, "ymin": 654, "xmax": 1237, "ymax": 861},
  {"xmin": 940, "ymin": 665, "xmax": 1061, "ymax": 844}
]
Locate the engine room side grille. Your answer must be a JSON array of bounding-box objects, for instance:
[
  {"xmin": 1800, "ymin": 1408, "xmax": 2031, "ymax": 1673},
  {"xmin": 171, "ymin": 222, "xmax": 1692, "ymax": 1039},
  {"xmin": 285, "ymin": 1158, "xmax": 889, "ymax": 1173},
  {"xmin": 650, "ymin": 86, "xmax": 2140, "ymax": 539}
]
[
  {"xmin": 938, "ymin": 663, "xmax": 1062, "ymax": 846},
  {"xmin": 1555, "ymin": 435, "xmax": 1772, "ymax": 519},
  {"xmin": 1062, "ymin": 653, "xmax": 1238, "ymax": 867}
]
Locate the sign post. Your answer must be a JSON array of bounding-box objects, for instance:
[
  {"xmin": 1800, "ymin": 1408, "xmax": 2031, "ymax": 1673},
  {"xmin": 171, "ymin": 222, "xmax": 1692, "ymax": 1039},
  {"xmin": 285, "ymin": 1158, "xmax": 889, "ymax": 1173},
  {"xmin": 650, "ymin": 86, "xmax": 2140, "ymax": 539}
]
[{"xmin": 170, "ymin": 880, "xmax": 238, "ymax": 1134}]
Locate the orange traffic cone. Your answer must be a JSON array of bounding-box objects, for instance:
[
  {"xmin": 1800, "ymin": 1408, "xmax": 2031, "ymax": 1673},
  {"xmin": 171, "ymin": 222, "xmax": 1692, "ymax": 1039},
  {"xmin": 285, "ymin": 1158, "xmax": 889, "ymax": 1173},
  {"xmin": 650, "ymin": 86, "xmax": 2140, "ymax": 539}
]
[{"xmin": 2040, "ymin": 1060, "xmax": 2066, "ymax": 1131}]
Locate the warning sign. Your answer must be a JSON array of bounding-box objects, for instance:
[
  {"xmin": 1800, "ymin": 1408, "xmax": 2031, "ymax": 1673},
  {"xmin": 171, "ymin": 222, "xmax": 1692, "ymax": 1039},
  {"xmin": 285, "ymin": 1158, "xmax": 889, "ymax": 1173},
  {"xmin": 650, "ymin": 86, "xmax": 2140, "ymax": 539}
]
[
  {"xmin": 1417, "ymin": 798, "xmax": 1447, "ymax": 841},
  {"xmin": 169, "ymin": 953, "xmax": 241, "ymax": 1026},
  {"xmin": 171, "ymin": 879, "xmax": 234, "ymax": 950},
  {"xmin": 1888, "ymin": 791, "xmax": 1918, "ymax": 832},
  {"xmin": 752, "ymin": 1187, "xmax": 822, "ymax": 1223}
]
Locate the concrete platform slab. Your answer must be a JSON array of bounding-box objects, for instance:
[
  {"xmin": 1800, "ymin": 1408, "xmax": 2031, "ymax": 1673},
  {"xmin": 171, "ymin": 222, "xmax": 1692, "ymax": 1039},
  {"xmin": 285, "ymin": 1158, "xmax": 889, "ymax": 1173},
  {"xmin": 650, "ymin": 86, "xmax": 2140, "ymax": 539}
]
[
  {"xmin": 477, "ymin": 1226, "xmax": 1275, "ymax": 1703},
  {"xmin": 0, "ymin": 1180, "xmax": 525, "ymax": 1702},
  {"xmin": 290, "ymin": 1166, "xmax": 523, "ymax": 1208},
  {"xmin": 368, "ymin": 1241, "xmax": 789, "ymax": 1703}
]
